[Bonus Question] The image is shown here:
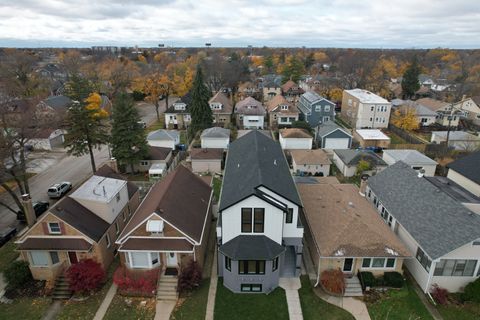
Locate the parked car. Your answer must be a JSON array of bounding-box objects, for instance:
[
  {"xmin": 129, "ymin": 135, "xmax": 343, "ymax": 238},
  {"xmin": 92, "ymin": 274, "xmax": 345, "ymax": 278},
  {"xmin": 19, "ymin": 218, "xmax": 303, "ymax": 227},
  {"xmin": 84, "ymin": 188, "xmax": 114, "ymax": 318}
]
[
  {"xmin": 16, "ymin": 201, "xmax": 50, "ymax": 222},
  {"xmin": 0, "ymin": 226, "xmax": 17, "ymax": 247},
  {"xmin": 47, "ymin": 181, "xmax": 72, "ymax": 198}
]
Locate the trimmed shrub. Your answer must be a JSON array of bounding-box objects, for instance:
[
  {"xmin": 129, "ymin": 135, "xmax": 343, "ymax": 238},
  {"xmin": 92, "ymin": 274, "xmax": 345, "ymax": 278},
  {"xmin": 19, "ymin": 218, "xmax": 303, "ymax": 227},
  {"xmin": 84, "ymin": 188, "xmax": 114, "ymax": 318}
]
[
  {"xmin": 4, "ymin": 260, "xmax": 33, "ymax": 290},
  {"xmin": 462, "ymin": 277, "xmax": 480, "ymax": 303},
  {"xmin": 383, "ymin": 272, "xmax": 404, "ymax": 288},
  {"xmin": 430, "ymin": 284, "xmax": 449, "ymax": 305},
  {"xmin": 113, "ymin": 266, "xmax": 159, "ymax": 297},
  {"xmin": 66, "ymin": 259, "xmax": 106, "ymax": 294},
  {"xmin": 178, "ymin": 260, "xmax": 202, "ymax": 293},
  {"xmin": 358, "ymin": 271, "xmax": 376, "ymax": 290},
  {"xmin": 320, "ymin": 269, "xmax": 345, "ymax": 295}
]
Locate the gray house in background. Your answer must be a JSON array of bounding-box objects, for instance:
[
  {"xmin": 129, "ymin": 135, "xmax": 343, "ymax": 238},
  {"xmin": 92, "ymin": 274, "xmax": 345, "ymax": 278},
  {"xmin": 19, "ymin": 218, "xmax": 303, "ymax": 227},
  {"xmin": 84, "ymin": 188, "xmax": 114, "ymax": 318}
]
[
  {"xmin": 316, "ymin": 123, "xmax": 352, "ymax": 149},
  {"xmin": 217, "ymin": 131, "xmax": 304, "ymax": 293},
  {"xmin": 297, "ymin": 91, "xmax": 336, "ymax": 129}
]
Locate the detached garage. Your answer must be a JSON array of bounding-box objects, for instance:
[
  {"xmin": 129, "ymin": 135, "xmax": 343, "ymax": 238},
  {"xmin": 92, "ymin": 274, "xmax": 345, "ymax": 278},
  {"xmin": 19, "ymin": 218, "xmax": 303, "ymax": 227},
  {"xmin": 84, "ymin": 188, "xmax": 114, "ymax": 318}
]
[
  {"xmin": 316, "ymin": 123, "xmax": 352, "ymax": 149},
  {"xmin": 190, "ymin": 148, "xmax": 223, "ymax": 173}
]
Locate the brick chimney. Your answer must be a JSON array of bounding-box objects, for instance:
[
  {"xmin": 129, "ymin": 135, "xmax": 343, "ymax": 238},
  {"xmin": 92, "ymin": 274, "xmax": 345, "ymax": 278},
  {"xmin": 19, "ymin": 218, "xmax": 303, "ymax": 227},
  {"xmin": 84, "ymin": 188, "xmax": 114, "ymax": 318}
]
[
  {"xmin": 359, "ymin": 174, "xmax": 369, "ymax": 197},
  {"xmin": 21, "ymin": 194, "xmax": 36, "ymax": 227},
  {"xmin": 108, "ymin": 157, "xmax": 118, "ymax": 173}
]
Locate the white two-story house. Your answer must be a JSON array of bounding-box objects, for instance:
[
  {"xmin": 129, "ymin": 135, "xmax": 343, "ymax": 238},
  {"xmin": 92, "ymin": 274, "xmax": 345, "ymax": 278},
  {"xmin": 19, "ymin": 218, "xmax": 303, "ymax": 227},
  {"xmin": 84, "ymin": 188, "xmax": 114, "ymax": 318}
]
[
  {"xmin": 234, "ymin": 96, "xmax": 266, "ymax": 129},
  {"xmin": 341, "ymin": 89, "xmax": 391, "ymax": 129},
  {"xmin": 217, "ymin": 131, "xmax": 304, "ymax": 293},
  {"xmin": 366, "ymin": 162, "xmax": 480, "ymax": 293}
]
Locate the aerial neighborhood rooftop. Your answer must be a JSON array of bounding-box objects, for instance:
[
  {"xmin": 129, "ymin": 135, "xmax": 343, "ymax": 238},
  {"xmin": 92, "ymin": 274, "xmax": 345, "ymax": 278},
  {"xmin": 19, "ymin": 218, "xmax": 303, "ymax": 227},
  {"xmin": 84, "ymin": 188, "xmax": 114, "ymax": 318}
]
[{"xmin": 0, "ymin": 43, "xmax": 479, "ymax": 320}]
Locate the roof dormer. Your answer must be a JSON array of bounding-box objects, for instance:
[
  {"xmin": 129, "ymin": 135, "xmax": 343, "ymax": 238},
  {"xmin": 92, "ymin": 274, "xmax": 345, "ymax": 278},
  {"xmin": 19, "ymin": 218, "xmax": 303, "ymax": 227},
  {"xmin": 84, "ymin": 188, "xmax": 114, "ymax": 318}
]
[{"xmin": 174, "ymin": 102, "xmax": 186, "ymax": 111}]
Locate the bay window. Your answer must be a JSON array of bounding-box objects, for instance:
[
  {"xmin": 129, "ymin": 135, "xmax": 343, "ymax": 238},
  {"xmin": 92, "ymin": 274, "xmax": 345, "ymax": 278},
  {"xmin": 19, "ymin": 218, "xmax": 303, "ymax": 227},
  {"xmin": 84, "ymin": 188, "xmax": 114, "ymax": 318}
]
[
  {"xmin": 29, "ymin": 251, "xmax": 59, "ymax": 266},
  {"xmin": 128, "ymin": 252, "xmax": 161, "ymax": 269}
]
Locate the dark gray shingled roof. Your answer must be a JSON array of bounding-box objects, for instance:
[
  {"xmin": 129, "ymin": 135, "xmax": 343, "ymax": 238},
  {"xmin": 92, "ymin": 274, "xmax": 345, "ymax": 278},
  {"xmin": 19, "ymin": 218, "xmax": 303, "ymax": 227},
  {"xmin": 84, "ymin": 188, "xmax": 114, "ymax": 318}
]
[
  {"xmin": 368, "ymin": 161, "xmax": 480, "ymax": 260},
  {"xmin": 334, "ymin": 149, "xmax": 387, "ymax": 166},
  {"xmin": 219, "ymin": 130, "xmax": 302, "ymax": 211},
  {"xmin": 447, "ymin": 151, "xmax": 480, "ymax": 185},
  {"xmin": 219, "ymin": 235, "xmax": 285, "ymax": 260}
]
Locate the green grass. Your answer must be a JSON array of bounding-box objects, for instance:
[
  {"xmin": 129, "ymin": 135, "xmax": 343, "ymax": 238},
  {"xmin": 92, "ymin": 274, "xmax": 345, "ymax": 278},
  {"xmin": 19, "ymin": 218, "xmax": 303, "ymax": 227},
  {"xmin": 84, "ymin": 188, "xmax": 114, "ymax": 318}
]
[
  {"xmin": 0, "ymin": 297, "xmax": 50, "ymax": 320},
  {"xmin": 335, "ymin": 116, "xmax": 352, "ymax": 129},
  {"xmin": 212, "ymin": 177, "xmax": 222, "ymax": 202},
  {"xmin": 299, "ymin": 276, "xmax": 355, "ymax": 320},
  {"xmin": 366, "ymin": 279, "xmax": 433, "ymax": 320},
  {"xmin": 436, "ymin": 293, "xmax": 480, "ymax": 320},
  {"xmin": 180, "ymin": 131, "xmax": 187, "ymax": 145},
  {"xmin": 103, "ymin": 295, "xmax": 156, "ymax": 320},
  {"xmin": 214, "ymin": 278, "xmax": 289, "ymax": 320},
  {"xmin": 146, "ymin": 119, "xmax": 165, "ymax": 133},
  {"xmin": 170, "ymin": 279, "xmax": 211, "ymax": 320},
  {"xmin": 56, "ymin": 258, "xmax": 119, "ymax": 320},
  {"xmin": 386, "ymin": 131, "xmax": 408, "ymax": 144},
  {"xmin": 0, "ymin": 240, "xmax": 19, "ymax": 273}
]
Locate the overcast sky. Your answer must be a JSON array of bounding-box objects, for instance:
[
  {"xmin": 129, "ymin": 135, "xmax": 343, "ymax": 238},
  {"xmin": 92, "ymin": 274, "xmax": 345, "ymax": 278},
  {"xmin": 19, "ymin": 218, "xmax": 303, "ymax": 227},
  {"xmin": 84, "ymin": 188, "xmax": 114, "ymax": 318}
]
[{"xmin": 1, "ymin": 0, "xmax": 479, "ymax": 48}]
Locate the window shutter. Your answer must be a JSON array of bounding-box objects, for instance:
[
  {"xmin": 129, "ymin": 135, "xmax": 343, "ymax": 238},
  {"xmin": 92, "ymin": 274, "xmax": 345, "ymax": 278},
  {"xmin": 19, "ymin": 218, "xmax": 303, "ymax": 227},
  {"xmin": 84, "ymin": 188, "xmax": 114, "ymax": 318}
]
[
  {"xmin": 42, "ymin": 222, "xmax": 49, "ymax": 234},
  {"xmin": 59, "ymin": 222, "xmax": 65, "ymax": 235}
]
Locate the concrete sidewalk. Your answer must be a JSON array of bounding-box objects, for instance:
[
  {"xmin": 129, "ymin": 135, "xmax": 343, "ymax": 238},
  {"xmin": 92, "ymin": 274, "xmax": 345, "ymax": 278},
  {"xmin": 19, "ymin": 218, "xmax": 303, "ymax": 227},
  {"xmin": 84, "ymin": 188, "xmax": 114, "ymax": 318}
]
[
  {"xmin": 279, "ymin": 278, "xmax": 303, "ymax": 320},
  {"xmin": 205, "ymin": 247, "xmax": 218, "ymax": 320},
  {"xmin": 155, "ymin": 301, "xmax": 176, "ymax": 320},
  {"xmin": 314, "ymin": 286, "xmax": 370, "ymax": 320},
  {"xmin": 93, "ymin": 283, "xmax": 117, "ymax": 320}
]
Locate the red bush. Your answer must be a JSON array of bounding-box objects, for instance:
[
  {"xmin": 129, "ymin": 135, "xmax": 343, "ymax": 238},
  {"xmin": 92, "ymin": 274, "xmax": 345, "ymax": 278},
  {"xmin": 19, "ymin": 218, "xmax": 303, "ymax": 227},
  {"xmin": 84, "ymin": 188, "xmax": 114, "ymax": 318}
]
[
  {"xmin": 320, "ymin": 269, "xmax": 346, "ymax": 295},
  {"xmin": 113, "ymin": 266, "xmax": 159, "ymax": 297},
  {"xmin": 66, "ymin": 259, "xmax": 106, "ymax": 294},
  {"xmin": 431, "ymin": 284, "xmax": 449, "ymax": 305},
  {"xmin": 178, "ymin": 260, "xmax": 202, "ymax": 293}
]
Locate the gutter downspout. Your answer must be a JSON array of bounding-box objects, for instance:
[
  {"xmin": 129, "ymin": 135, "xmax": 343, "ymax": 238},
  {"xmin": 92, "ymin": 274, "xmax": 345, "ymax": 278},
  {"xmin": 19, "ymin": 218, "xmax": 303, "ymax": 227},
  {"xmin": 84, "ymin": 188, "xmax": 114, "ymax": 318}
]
[
  {"xmin": 424, "ymin": 259, "xmax": 436, "ymax": 293},
  {"xmin": 314, "ymin": 258, "xmax": 321, "ymax": 287}
]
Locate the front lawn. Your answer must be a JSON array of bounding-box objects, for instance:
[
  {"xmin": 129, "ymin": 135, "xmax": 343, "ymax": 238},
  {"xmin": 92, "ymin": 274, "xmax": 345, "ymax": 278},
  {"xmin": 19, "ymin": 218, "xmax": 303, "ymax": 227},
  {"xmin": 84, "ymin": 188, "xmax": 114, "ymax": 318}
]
[
  {"xmin": 299, "ymin": 276, "xmax": 354, "ymax": 320},
  {"xmin": 56, "ymin": 258, "xmax": 119, "ymax": 320},
  {"xmin": 103, "ymin": 295, "xmax": 156, "ymax": 320},
  {"xmin": 366, "ymin": 279, "xmax": 433, "ymax": 320},
  {"xmin": 0, "ymin": 297, "xmax": 50, "ymax": 320},
  {"xmin": 0, "ymin": 240, "xmax": 19, "ymax": 273},
  {"xmin": 170, "ymin": 279, "xmax": 210, "ymax": 320},
  {"xmin": 436, "ymin": 293, "xmax": 480, "ymax": 320},
  {"xmin": 214, "ymin": 279, "xmax": 289, "ymax": 320}
]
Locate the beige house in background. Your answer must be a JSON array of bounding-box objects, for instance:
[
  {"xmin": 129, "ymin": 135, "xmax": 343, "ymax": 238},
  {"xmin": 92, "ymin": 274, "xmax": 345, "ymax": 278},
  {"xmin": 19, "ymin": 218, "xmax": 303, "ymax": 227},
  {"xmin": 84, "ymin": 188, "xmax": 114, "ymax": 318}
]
[
  {"xmin": 16, "ymin": 164, "xmax": 140, "ymax": 283},
  {"xmin": 209, "ymin": 91, "xmax": 233, "ymax": 126},
  {"xmin": 453, "ymin": 96, "xmax": 480, "ymax": 125},
  {"xmin": 190, "ymin": 148, "xmax": 223, "ymax": 173},
  {"xmin": 416, "ymin": 98, "xmax": 461, "ymax": 127},
  {"xmin": 290, "ymin": 149, "xmax": 331, "ymax": 176},
  {"xmin": 265, "ymin": 95, "xmax": 299, "ymax": 128},
  {"xmin": 341, "ymin": 89, "xmax": 391, "ymax": 129},
  {"xmin": 298, "ymin": 180, "xmax": 410, "ymax": 295}
]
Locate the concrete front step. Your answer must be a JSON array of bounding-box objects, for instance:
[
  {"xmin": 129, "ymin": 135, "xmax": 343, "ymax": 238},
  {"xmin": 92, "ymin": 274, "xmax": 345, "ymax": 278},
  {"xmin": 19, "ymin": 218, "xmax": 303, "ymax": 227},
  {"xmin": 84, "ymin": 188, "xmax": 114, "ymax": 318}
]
[{"xmin": 157, "ymin": 276, "xmax": 178, "ymax": 301}]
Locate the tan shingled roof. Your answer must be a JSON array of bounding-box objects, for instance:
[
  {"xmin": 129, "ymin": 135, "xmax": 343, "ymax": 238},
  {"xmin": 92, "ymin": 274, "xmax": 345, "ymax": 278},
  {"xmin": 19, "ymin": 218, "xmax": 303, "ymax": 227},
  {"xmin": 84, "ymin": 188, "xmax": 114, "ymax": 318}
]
[
  {"xmin": 209, "ymin": 91, "xmax": 233, "ymax": 114},
  {"xmin": 280, "ymin": 128, "xmax": 312, "ymax": 139},
  {"xmin": 298, "ymin": 183, "xmax": 411, "ymax": 258},
  {"xmin": 416, "ymin": 98, "xmax": 449, "ymax": 111},
  {"xmin": 290, "ymin": 149, "xmax": 331, "ymax": 165}
]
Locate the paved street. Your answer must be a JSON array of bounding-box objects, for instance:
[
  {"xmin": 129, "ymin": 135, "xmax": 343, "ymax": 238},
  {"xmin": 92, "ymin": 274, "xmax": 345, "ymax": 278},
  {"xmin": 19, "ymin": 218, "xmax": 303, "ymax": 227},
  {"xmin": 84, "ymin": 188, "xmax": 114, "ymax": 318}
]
[{"xmin": 0, "ymin": 103, "xmax": 161, "ymax": 229}]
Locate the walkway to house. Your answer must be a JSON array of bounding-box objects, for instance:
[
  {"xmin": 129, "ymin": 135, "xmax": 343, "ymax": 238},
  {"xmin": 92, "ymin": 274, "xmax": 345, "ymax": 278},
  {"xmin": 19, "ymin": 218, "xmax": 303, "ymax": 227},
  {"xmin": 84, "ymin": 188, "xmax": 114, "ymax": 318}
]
[
  {"xmin": 41, "ymin": 300, "xmax": 63, "ymax": 320},
  {"xmin": 205, "ymin": 247, "xmax": 218, "ymax": 320},
  {"xmin": 314, "ymin": 287, "xmax": 371, "ymax": 320},
  {"xmin": 279, "ymin": 278, "xmax": 303, "ymax": 320},
  {"xmin": 155, "ymin": 300, "xmax": 176, "ymax": 320},
  {"xmin": 93, "ymin": 283, "xmax": 117, "ymax": 320}
]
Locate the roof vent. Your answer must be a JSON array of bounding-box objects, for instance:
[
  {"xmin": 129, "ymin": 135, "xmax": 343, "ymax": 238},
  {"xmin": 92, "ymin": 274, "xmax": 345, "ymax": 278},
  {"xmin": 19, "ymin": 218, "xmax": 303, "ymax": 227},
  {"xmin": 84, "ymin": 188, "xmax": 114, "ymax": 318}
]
[
  {"xmin": 348, "ymin": 202, "xmax": 354, "ymax": 208},
  {"xmin": 274, "ymin": 159, "xmax": 277, "ymax": 166},
  {"xmin": 417, "ymin": 172, "xmax": 424, "ymax": 178}
]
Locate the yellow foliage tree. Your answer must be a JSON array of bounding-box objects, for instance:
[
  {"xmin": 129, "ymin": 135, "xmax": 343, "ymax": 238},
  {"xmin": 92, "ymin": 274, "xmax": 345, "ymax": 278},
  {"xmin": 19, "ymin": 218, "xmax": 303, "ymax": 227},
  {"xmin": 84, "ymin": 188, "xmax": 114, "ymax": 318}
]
[
  {"xmin": 392, "ymin": 108, "xmax": 419, "ymax": 131},
  {"xmin": 85, "ymin": 93, "xmax": 108, "ymax": 119},
  {"xmin": 328, "ymin": 88, "xmax": 343, "ymax": 103}
]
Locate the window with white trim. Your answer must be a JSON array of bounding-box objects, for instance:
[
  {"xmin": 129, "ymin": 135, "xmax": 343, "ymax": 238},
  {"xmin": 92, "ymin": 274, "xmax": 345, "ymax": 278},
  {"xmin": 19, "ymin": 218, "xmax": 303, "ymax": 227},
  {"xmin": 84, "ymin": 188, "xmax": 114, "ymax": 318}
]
[
  {"xmin": 30, "ymin": 251, "xmax": 49, "ymax": 266},
  {"xmin": 434, "ymin": 259, "xmax": 477, "ymax": 277},
  {"xmin": 416, "ymin": 247, "xmax": 432, "ymax": 272},
  {"xmin": 361, "ymin": 257, "xmax": 396, "ymax": 269},
  {"xmin": 140, "ymin": 161, "xmax": 149, "ymax": 166},
  {"xmin": 48, "ymin": 222, "xmax": 61, "ymax": 234},
  {"xmin": 315, "ymin": 105, "xmax": 321, "ymax": 112},
  {"xmin": 50, "ymin": 251, "xmax": 60, "ymax": 264},
  {"xmin": 325, "ymin": 105, "xmax": 330, "ymax": 112},
  {"xmin": 130, "ymin": 252, "xmax": 150, "ymax": 268}
]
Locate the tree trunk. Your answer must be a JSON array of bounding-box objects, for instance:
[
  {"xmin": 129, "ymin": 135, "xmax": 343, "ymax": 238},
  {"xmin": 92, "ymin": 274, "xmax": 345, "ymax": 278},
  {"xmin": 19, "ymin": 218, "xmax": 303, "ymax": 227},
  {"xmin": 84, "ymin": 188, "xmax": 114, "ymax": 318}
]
[
  {"xmin": 87, "ymin": 141, "xmax": 96, "ymax": 173},
  {"xmin": 155, "ymin": 101, "xmax": 160, "ymax": 122},
  {"xmin": 19, "ymin": 144, "xmax": 30, "ymax": 194},
  {"xmin": 130, "ymin": 163, "xmax": 135, "ymax": 175},
  {"xmin": 1, "ymin": 182, "xmax": 24, "ymax": 213}
]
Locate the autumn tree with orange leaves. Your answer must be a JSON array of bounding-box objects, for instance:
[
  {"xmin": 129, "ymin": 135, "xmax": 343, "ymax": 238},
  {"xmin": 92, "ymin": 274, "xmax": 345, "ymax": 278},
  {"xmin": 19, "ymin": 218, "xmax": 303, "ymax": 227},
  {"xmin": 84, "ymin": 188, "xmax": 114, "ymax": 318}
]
[{"xmin": 64, "ymin": 74, "xmax": 110, "ymax": 173}]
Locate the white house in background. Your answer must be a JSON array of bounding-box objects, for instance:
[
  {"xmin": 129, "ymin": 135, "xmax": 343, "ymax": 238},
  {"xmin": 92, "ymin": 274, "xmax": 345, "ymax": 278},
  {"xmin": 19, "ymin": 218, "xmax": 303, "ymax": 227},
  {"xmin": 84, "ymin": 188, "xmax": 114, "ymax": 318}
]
[
  {"xmin": 416, "ymin": 98, "xmax": 461, "ymax": 127},
  {"xmin": 431, "ymin": 131, "xmax": 480, "ymax": 151},
  {"xmin": 200, "ymin": 127, "xmax": 230, "ymax": 149},
  {"xmin": 382, "ymin": 149, "xmax": 437, "ymax": 177},
  {"xmin": 453, "ymin": 96, "xmax": 480, "ymax": 125},
  {"xmin": 341, "ymin": 89, "xmax": 392, "ymax": 129},
  {"xmin": 447, "ymin": 151, "xmax": 480, "ymax": 197},
  {"xmin": 234, "ymin": 96, "xmax": 266, "ymax": 129},
  {"xmin": 290, "ymin": 149, "xmax": 331, "ymax": 176},
  {"xmin": 395, "ymin": 100, "xmax": 437, "ymax": 127},
  {"xmin": 27, "ymin": 128, "xmax": 66, "ymax": 150},
  {"xmin": 367, "ymin": 162, "xmax": 480, "ymax": 293},
  {"xmin": 147, "ymin": 130, "xmax": 180, "ymax": 150},
  {"xmin": 279, "ymin": 128, "xmax": 313, "ymax": 150}
]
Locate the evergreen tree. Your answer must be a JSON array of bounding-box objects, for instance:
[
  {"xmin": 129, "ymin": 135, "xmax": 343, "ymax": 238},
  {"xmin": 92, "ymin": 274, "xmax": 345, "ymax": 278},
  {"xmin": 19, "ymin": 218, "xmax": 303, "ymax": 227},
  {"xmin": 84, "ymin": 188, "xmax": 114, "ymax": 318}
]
[
  {"xmin": 64, "ymin": 74, "xmax": 109, "ymax": 173},
  {"xmin": 402, "ymin": 56, "xmax": 421, "ymax": 99},
  {"xmin": 110, "ymin": 93, "xmax": 149, "ymax": 173},
  {"xmin": 189, "ymin": 66, "xmax": 212, "ymax": 139}
]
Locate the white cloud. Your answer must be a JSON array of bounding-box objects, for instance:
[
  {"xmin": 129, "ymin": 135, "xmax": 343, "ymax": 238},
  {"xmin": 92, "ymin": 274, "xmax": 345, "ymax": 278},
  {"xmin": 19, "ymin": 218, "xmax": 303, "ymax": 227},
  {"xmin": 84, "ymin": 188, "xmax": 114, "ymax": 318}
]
[{"xmin": 0, "ymin": 0, "xmax": 479, "ymax": 48}]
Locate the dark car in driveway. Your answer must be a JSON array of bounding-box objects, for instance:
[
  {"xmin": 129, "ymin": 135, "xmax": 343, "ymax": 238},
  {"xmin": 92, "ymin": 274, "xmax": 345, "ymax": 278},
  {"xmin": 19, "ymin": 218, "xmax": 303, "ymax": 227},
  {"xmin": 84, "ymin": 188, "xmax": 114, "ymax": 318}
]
[
  {"xmin": 17, "ymin": 201, "xmax": 50, "ymax": 222},
  {"xmin": 0, "ymin": 226, "xmax": 17, "ymax": 247}
]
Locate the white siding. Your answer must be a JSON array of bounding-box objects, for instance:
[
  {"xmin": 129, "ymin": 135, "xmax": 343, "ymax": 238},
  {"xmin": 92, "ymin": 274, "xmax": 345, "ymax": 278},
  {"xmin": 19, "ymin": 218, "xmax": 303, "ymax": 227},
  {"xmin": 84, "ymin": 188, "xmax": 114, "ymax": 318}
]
[
  {"xmin": 382, "ymin": 153, "xmax": 437, "ymax": 177},
  {"xmin": 292, "ymin": 160, "xmax": 330, "ymax": 177},
  {"xmin": 279, "ymin": 136, "xmax": 312, "ymax": 150},
  {"xmin": 201, "ymin": 137, "xmax": 229, "ymax": 149},
  {"xmin": 243, "ymin": 115, "xmax": 264, "ymax": 129},
  {"xmin": 447, "ymin": 169, "xmax": 480, "ymax": 197},
  {"xmin": 221, "ymin": 195, "xmax": 284, "ymax": 244},
  {"xmin": 148, "ymin": 140, "xmax": 176, "ymax": 150}
]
